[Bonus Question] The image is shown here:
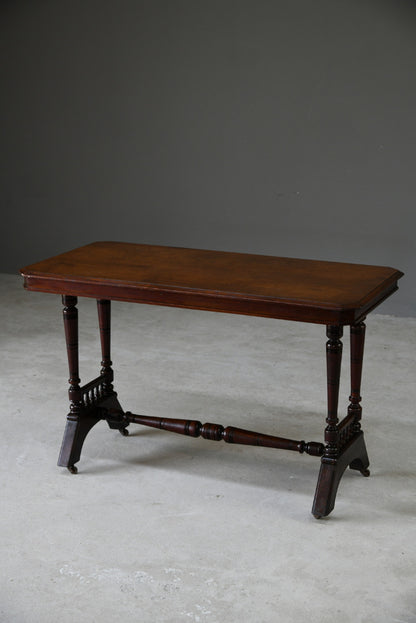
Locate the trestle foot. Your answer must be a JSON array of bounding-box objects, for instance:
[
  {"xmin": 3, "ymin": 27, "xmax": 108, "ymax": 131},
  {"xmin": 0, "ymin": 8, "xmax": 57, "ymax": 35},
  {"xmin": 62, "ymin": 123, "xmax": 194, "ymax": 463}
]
[
  {"xmin": 58, "ymin": 413, "xmax": 102, "ymax": 471},
  {"xmin": 58, "ymin": 394, "xmax": 126, "ymax": 472},
  {"xmin": 312, "ymin": 431, "xmax": 370, "ymax": 518}
]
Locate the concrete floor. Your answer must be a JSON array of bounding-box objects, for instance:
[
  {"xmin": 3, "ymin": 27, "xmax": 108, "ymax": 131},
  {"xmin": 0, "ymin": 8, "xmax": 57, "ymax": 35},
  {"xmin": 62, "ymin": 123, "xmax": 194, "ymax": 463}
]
[{"xmin": 1, "ymin": 273, "xmax": 415, "ymax": 622}]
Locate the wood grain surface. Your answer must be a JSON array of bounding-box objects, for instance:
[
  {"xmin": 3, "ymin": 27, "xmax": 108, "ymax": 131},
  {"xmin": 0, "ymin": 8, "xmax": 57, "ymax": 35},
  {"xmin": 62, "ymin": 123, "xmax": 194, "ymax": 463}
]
[{"xmin": 21, "ymin": 241, "xmax": 403, "ymax": 324}]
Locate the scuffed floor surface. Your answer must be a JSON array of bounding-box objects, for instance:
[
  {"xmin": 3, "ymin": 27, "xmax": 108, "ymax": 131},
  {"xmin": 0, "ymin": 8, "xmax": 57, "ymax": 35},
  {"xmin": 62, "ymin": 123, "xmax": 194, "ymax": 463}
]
[{"xmin": 1, "ymin": 273, "xmax": 415, "ymax": 622}]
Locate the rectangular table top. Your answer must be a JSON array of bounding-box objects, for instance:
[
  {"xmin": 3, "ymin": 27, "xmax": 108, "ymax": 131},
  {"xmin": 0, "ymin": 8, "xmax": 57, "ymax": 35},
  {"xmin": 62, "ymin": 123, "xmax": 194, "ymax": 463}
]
[{"xmin": 20, "ymin": 241, "xmax": 403, "ymax": 325}]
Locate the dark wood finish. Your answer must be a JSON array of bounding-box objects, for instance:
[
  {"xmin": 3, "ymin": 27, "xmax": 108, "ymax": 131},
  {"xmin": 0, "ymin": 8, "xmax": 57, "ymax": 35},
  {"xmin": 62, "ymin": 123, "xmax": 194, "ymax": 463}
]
[
  {"xmin": 120, "ymin": 412, "xmax": 324, "ymax": 456},
  {"xmin": 337, "ymin": 412, "xmax": 356, "ymax": 448},
  {"xmin": 20, "ymin": 241, "xmax": 403, "ymax": 325},
  {"xmin": 312, "ymin": 432, "xmax": 369, "ymax": 519},
  {"xmin": 58, "ymin": 296, "xmax": 129, "ymax": 472},
  {"xmin": 324, "ymin": 325, "xmax": 343, "ymax": 461},
  {"xmin": 58, "ymin": 393, "xmax": 126, "ymax": 473},
  {"xmin": 80, "ymin": 375, "xmax": 107, "ymax": 408},
  {"xmin": 312, "ymin": 322, "xmax": 370, "ymax": 518},
  {"xmin": 312, "ymin": 325, "xmax": 344, "ymax": 517},
  {"xmin": 62, "ymin": 295, "xmax": 82, "ymax": 422},
  {"xmin": 95, "ymin": 299, "xmax": 129, "ymax": 434},
  {"xmin": 97, "ymin": 299, "xmax": 114, "ymax": 397},
  {"xmin": 60, "ymin": 295, "xmax": 93, "ymax": 473},
  {"xmin": 20, "ymin": 242, "xmax": 404, "ymax": 517},
  {"xmin": 349, "ymin": 321, "xmax": 366, "ymax": 437}
]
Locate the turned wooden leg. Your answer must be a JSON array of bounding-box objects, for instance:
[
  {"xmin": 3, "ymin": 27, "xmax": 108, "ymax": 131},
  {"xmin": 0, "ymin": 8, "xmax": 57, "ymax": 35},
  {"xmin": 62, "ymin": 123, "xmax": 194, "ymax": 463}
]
[
  {"xmin": 349, "ymin": 321, "xmax": 365, "ymax": 432},
  {"xmin": 312, "ymin": 325, "xmax": 343, "ymax": 518},
  {"xmin": 58, "ymin": 296, "xmax": 101, "ymax": 473},
  {"xmin": 348, "ymin": 321, "xmax": 370, "ymax": 476},
  {"xmin": 97, "ymin": 299, "xmax": 128, "ymax": 435},
  {"xmin": 325, "ymin": 325, "xmax": 343, "ymax": 461},
  {"xmin": 312, "ymin": 323, "xmax": 370, "ymax": 518},
  {"xmin": 97, "ymin": 299, "xmax": 114, "ymax": 396}
]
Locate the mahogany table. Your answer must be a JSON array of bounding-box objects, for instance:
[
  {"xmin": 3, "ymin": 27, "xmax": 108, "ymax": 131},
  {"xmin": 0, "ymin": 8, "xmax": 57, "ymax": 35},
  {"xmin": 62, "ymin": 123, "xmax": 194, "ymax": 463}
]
[{"xmin": 20, "ymin": 241, "xmax": 403, "ymax": 518}]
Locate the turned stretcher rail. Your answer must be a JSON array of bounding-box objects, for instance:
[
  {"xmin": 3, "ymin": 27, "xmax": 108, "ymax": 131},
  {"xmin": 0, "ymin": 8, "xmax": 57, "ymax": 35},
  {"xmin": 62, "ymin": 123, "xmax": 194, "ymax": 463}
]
[{"xmin": 116, "ymin": 411, "xmax": 324, "ymax": 457}]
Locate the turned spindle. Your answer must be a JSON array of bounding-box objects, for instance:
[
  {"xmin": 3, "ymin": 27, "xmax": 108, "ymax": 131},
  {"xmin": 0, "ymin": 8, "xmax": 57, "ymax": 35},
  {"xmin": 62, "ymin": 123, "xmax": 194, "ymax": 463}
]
[
  {"xmin": 62, "ymin": 295, "xmax": 82, "ymax": 420},
  {"xmin": 122, "ymin": 412, "xmax": 324, "ymax": 457},
  {"xmin": 349, "ymin": 321, "xmax": 366, "ymax": 434},
  {"xmin": 325, "ymin": 325, "xmax": 343, "ymax": 462},
  {"xmin": 97, "ymin": 299, "xmax": 114, "ymax": 396}
]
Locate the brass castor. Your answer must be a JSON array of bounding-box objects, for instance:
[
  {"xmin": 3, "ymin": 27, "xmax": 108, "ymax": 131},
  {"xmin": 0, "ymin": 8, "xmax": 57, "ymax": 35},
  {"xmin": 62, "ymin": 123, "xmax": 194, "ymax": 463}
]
[
  {"xmin": 361, "ymin": 468, "xmax": 370, "ymax": 477},
  {"xmin": 68, "ymin": 465, "xmax": 78, "ymax": 474},
  {"xmin": 120, "ymin": 427, "xmax": 129, "ymax": 436}
]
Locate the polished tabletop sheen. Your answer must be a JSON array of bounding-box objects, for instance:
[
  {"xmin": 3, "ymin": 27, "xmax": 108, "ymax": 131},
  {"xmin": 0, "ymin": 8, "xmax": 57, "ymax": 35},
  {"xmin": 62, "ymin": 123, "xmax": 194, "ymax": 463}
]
[{"xmin": 20, "ymin": 241, "xmax": 403, "ymax": 324}]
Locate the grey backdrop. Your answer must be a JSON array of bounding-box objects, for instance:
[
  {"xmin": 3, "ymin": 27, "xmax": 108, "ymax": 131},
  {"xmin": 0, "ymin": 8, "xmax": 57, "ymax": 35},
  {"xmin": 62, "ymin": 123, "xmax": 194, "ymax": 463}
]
[{"xmin": 2, "ymin": 0, "xmax": 414, "ymax": 315}]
